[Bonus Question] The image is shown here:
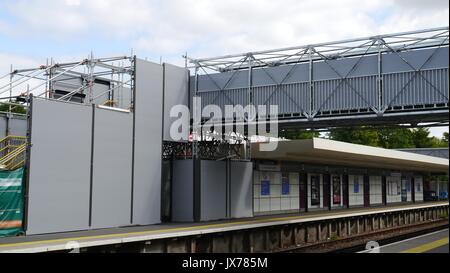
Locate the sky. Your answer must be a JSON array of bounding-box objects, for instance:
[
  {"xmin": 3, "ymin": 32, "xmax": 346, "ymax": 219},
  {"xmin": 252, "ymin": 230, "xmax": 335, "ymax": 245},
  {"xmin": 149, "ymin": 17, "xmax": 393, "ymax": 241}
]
[{"xmin": 0, "ymin": 0, "xmax": 448, "ymax": 137}]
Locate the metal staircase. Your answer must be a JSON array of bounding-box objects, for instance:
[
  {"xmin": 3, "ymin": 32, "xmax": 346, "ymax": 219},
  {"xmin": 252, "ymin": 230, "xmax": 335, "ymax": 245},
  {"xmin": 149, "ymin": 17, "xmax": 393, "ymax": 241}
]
[{"xmin": 0, "ymin": 136, "xmax": 27, "ymax": 171}]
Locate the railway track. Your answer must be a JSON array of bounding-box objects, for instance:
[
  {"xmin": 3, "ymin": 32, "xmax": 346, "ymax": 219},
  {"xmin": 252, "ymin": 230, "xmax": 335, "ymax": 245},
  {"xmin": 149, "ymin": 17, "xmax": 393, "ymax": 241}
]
[{"xmin": 274, "ymin": 219, "xmax": 449, "ymax": 253}]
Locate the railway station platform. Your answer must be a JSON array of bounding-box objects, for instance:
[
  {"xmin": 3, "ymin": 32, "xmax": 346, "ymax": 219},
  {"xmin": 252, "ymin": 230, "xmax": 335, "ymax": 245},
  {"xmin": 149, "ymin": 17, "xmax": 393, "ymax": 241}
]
[{"xmin": 0, "ymin": 201, "xmax": 447, "ymax": 253}]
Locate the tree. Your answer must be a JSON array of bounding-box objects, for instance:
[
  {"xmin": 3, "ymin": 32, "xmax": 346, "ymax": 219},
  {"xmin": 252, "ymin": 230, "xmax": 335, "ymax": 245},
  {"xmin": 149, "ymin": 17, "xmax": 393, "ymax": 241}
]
[
  {"xmin": 327, "ymin": 127, "xmax": 379, "ymax": 147},
  {"xmin": 279, "ymin": 129, "xmax": 319, "ymax": 140},
  {"xmin": 0, "ymin": 103, "xmax": 27, "ymax": 114},
  {"xmin": 443, "ymin": 132, "xmax": 449, "ymax": 144},
  {"xmin": 377, "ymin": 128, "xmax": 415, "ymax": 149},
  {"xmin": 328, "ymin": 126, "xmax": 448, "ymax": 149},
  {"xmin": 411, "ymin": 128, "xmax": 433, "ymax": 148}
]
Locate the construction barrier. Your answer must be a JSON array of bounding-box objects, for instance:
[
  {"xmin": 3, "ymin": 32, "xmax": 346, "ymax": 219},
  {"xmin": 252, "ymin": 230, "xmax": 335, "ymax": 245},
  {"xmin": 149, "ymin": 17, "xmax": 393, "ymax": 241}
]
[{"xmin": 0, "ymin": 167, "xmax": 24, "ymax": 237}]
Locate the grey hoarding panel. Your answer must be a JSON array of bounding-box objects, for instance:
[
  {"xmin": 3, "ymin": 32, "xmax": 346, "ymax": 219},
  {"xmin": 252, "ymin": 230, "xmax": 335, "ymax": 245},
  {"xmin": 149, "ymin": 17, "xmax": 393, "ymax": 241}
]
[
  {"xmin": 163, "ymin": 63, "xmax": 189, "ymax": 141},
  {"xmin": 133, "ymin": 59, "xmax": 163, "ymax": 225},
  {"xmin": 0, "ymin": 116, "xmax": 7, "ymax": 139},
  {"xmin": 9, "ymin": 117, "xmax": 27, "ymax": 136},
  {"xmin": 92, "ymin": 82, "xmax": 111, "ymax": 105},
  {"xmin": 230, "ymin": 161, "xmax": 253, "ymax": 219},
  {"xmin": 91, "ymin": 107, "xmax": 133, "ymax": 229},
  {"xmin": 200, "ymin": 160, "xmax": 226, "ymax": 221},
  {"xmin": 172, "ymin": 160, "xmax": 194, "ymax": 222},
  {"xmin": 114, "ymin": 86, "xmax": 132, "ymax": 110},
  {"xmin": 27, "ymin": 98, "xmax": 92, "ymax": 235}
]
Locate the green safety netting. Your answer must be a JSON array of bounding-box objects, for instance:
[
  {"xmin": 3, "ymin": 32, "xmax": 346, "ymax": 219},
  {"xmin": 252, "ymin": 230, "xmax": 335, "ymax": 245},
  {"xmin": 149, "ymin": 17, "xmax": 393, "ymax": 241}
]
[{"xmin": 0, "ymin": 167, "xmax": 24, "ymax": 237}]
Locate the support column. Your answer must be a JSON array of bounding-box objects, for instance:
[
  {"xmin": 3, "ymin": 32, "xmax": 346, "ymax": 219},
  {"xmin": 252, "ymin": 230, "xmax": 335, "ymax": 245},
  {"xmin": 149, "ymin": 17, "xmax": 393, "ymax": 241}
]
[
  {"xmin": 300, "ymin": 172, "xmax": 308, "ymax": 212},
  {"xmin": 411, "ymin": 177, "xmax": 415, "ymax": 203},
  {"xmin": 382, "ymin": 176, "xmax": 387, "ymax": 206},
  {"xmin": 323, "ymin": 173, "xmax": 331, "ymax": 210},
  {"xmin": 364, "ymin": 175, "xmax": 370, "ymax": 207},
  {"xmin": 343, "ymin": 174, "xmax": 349, "ymax": 209}
]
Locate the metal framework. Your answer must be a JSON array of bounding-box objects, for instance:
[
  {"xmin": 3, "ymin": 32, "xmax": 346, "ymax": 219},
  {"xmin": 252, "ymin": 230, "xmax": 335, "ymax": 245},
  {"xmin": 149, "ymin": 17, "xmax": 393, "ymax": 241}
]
[
  {"xmin": 0, "ymin": 54, "xmax": 135, "ymax": 112},
  {"xmin": 188, "ymin": 27, "xmax": 449, "ymax": 72},
  {"xmin": 187, "ymin": 27, "xmax": 449, "ymax": 130},
  {"xmin": 162, "ymin": 140, "xmax": 244, "ymax": 161}
]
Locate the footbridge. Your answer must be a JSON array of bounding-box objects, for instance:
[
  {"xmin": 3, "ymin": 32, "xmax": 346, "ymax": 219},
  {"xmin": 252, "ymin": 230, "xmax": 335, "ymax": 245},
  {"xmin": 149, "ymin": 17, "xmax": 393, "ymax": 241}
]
[{"xmin": 188, "ymin": 27, "xmax": 449, "ymax": 130}]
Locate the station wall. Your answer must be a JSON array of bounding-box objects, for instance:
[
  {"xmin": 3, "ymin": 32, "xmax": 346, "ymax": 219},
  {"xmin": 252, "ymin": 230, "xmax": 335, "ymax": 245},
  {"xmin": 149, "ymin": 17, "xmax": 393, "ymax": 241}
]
[
  {"xmin": 369, "ymin": 176, "xmax": 383, "ymax": 205},
  {"xmin": 27, "ymin": 99, "xmax": 93, "ymax": 235},
  {"xmin": 163, "ymin": 63, "xmax": 189, "ymax": 142},
  {"xmin": 90, "ymin": 107, "xmax": 133, "ymax": 229},
  {"xmin": 171, "ymin": 159, "xmax": 253, "ymax": 222},
  {"xmin": 386, "ymin": 176, "xmax": 402, "ymax": 203},
  {"xmin": 253, "ymin": 171, "xmax": 300, "ymax": 214},
  {"xmin": 132, "ymin": 59, "xmax": 163, "ymax": 226},
  {"xmin": 25, "ymin": 59, "xmax": 167, "ymax": 235},
  {"xmin": 171, "ymin": 160, "xmax": 194, "ymax": 222},
  {"xmin": 0, "ymin": 114, "xmax": 27, "ymax": 139},
  {"xmin": 349, "ymin": 175, "xmax": 364, "ymax": 206},
  {"xmin": 414, "ymin": 176, "xmax": 424, "ymax": 202}
]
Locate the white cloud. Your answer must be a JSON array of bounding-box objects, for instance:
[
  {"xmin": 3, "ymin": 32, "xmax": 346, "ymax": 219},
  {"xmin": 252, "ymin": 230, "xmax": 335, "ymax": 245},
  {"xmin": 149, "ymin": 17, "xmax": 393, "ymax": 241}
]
[
  {"xmin": 0, "ymin": 53, "xmax": 43, "ymax": 97},
  {"xmin": 0, "ymin": 0, "xmax": 447, "ymax": 64},
  {"xmin": 1, "ymin": 0, "xmax": 448, "ymax": 59}
]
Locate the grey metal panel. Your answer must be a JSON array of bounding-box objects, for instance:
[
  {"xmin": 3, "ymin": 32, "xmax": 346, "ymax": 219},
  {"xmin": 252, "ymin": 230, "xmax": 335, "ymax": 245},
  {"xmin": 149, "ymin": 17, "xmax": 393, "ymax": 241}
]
[
  {"xmin": 382, "ymin": 47, "xmax": 449, "ymax": 74},
  {"xmin": 8, "ymin": 117, "xmax": 27, "ymax": 136},
  {"xmin": 252, "ymin": 83, "xmax": 310, "ymax": 115},
  {"xmin": 133, "ymin": 59, "xmax": 163, "ymax": 225},
  {"xmin": 200, "ymin": 160, "xmax": 227, "ymax": 221},
  {"xmin": 114, "ymin": 86, "xmax": 132, "ymax": 109},
  {"xmin": 313, "ymin": 55, "xmax": 378, "ymax": 81},
  {"xmin": 171, "ymin": 160, "xmax": 194, "ymax": 222},
  {"xmin": 27, "ymin": 98, "xmax": 92, "ymax": 235},
  {"xmin": 191, "ymin": 46, "xmax": 448, "ymax": 119},
  {"xmin": 52, "ymin": 75, "xmax": 83, "ymax": 93},
  {"xmin": 91, "ymin": 82, "xmax": 110, "ymax": 105},
  {"xmin": 230, "ymin": 161, "xmax": 253, "ymax": 219},
  {"xmin": 396, "ymin": 148, "xmax": 449, "ymax": 159},
  {"xmin": 0, "ymin": 116, "xmax": 7, "ymax": 139},
  {"xmin": 91, "ymin": 107, "xmax": 133, "ymax": 229},
  {"xmin": 382, "ymin": 68, "xmax": 448, "ymax": 107},
  {"xmin": 313, "ymin": 76, "xmax": 378, "ymax": 112},
  {"xmin": 198, "ymin": 70, "xmax": 248, "ymax": 92},
  {"xmin": 163, "ymin": 63, "xmax": 189, "ymax": 141}
]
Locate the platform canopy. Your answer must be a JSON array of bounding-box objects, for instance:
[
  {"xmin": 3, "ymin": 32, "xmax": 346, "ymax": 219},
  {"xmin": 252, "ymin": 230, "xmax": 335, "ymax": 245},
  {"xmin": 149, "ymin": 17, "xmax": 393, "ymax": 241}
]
[{"xmin": 251, "ymin": 138, "xmax": 449, "ymax": 173}]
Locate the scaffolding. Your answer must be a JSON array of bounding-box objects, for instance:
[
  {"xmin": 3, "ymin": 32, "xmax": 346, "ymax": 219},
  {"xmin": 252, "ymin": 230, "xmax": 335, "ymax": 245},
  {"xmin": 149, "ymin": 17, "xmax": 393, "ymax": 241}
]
[{"xmin": 0, "ymin": 54, "xmax": 135, "ymax": 113}]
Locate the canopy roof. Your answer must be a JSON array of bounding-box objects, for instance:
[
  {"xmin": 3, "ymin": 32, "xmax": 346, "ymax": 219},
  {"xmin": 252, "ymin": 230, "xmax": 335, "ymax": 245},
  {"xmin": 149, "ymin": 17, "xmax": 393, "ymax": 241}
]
[{"xmin": 251, "ymin": 138, "xmax": 449, "ymax": 173}]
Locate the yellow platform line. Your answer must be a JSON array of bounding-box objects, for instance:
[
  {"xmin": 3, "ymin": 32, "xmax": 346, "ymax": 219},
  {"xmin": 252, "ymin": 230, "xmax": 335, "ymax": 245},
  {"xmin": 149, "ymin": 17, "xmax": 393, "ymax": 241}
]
[
  {"xmin": 401, "ymin": 237, "xmax": 449, "ymax": 253},
  {"xmin": 0, "ymin": 202, "xmax": 446, "ymax": 251},
  {"xmin": 0, "ymin": 213, "xmax": 326, "ymax": 249}
]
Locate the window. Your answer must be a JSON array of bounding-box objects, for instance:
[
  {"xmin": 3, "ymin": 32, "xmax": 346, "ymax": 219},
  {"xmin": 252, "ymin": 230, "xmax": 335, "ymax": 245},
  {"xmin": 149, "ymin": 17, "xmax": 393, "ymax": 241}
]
[
  {"xmin": 310, "ymin": 175, "xmax": 320, "ymax": 206},
  {"xmin": 261, "ymin": 175, "xmax": 270, "ymax": 196},
  {"xmin": 353, "ymin": 176, "xmax": 359, "ymax": 193},
  {"xmin": 281, "ymin": 174, "xmax": 290, "ymax": 195},
  {"xmin": 332, "ymin": 175, "xmax": 341, "ymax": 204}
]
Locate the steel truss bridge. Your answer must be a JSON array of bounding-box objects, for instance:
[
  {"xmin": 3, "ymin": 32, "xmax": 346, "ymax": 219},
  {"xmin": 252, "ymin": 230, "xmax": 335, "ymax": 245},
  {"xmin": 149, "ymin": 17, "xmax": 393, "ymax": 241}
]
[{"xmin": 188, "ymin": 27, "xmax": 449, "ymax": 130}]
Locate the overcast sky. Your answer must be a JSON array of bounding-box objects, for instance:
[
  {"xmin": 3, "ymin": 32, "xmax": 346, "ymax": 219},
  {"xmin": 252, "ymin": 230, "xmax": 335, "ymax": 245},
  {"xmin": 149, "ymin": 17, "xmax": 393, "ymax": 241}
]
[{"xmin": 0, "ymin": 0, "xmax": 448, "ymax": 137}]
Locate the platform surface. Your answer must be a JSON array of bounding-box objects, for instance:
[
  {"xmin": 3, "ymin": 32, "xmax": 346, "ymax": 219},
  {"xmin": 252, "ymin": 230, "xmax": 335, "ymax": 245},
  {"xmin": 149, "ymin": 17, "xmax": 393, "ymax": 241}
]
[
  {"xmin": 359, "ymin": 228, "xmax": 449, "ymax": 253},
  {"xmin": 0, "ymin": 201, "xmax": 448, "ymax": 253}
]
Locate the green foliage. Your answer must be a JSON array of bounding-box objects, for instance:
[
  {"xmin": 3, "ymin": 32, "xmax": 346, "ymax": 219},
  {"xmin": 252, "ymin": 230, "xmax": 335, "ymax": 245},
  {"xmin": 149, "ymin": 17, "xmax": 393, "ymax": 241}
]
[
  {"xmin": 279, "ymin": 129, "xmax": 319, "ymax": 140},
  {"xmin": 0, "ymin": 103, "xmax": 27, "ymax": 114},
  {"xmin": 327, "ymin": 127, "xmax": 448, "ymax": 149}
]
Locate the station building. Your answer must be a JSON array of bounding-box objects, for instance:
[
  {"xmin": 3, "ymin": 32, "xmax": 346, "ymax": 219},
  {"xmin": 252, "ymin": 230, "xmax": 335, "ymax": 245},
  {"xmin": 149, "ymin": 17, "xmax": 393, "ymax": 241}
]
[
  {"xmin": 0, "ymin": 27, "xmax": 449, "ymax": 236},
  {"xmin": 167, "ymin": 138, "xmax": 448, "ymax": 222}
]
